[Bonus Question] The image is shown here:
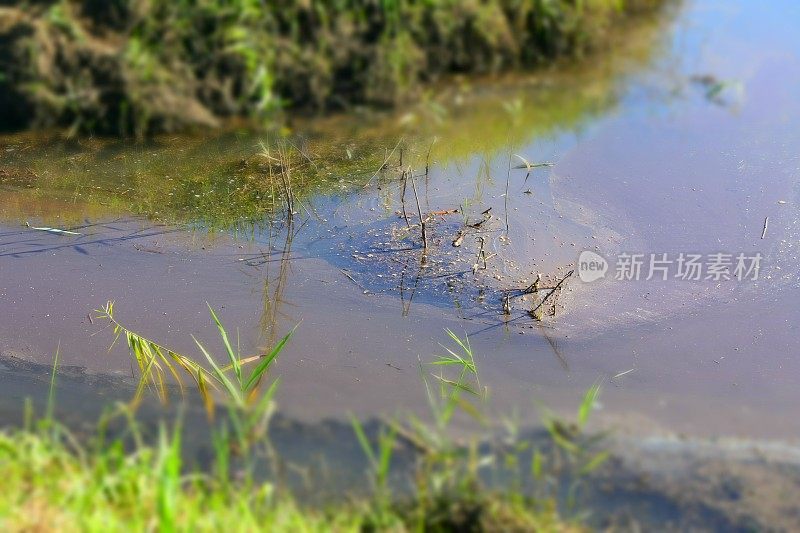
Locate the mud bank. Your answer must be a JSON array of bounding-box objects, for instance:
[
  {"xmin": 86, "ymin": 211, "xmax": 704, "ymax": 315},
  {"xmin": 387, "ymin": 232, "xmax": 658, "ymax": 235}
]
[{"xmin": 0, "ymin": 0, "xmax": 668, "ymax": 136}]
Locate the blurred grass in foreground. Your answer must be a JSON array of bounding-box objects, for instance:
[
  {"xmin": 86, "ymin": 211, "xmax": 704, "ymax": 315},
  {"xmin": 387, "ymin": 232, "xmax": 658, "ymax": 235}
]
[{"xmin": 0, "ymin": 303, "xmax": 606, "ymax": 531}]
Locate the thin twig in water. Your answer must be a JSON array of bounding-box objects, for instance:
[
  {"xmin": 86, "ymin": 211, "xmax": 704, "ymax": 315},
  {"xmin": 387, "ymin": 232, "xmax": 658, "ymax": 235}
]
[
  {"xmin": 613, "ymin": 368, "xmax": 636, "ymax": 379},
  {"xmin": 340, "ymin": 269, "xmax": 371, "ymax": 294},
  {"xmin": 409, "ymin": 168, "xmax": 428, "ymax": 259},
  {"xmin": 400, "ymin": 169, "xmax": 411, "ymax": 229},
  {"xmin": 24, "ymin": 222, "xmax": 81, "ymax": 236},
  {"xmin": 425, "ymin": 137, "xmax": 438, "ymax": 176},
  {"xmin": 277, "ymin": 143, "xmax": 295, "ymax": 219},
  {"xmin": 469, "ymin": 218, "xmax": 488, "ymax": 229},
  {"xmin": 504, "ymin": 153, "xmax": 511, "ymax": 236},
  {"xmin": 341, "ymin": 269, "xmax": 358, "ymax": 285},
  {"xmin": 529, "ymin": 270, "xmax": 574, "ymax": 319},
  {"xmin": 363, "ymin": 137, "xmax": 404, "ymax": 190},
  {"xmin": 287, "ymin": 139, "xmax": 318, "ymax": 171},
  {"xmin": 473, "ymin": 236, "xmax": 488, "ymax": 273},
  {"xmin": 523, "ymin": 274, "xmax": 542, "ymax": 294}
]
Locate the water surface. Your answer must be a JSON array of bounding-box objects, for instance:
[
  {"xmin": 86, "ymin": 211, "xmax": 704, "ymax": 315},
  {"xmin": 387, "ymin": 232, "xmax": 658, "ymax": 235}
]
[{"xmin": 2, "ymin": 0, "xmax": 799, "ymax": 441}]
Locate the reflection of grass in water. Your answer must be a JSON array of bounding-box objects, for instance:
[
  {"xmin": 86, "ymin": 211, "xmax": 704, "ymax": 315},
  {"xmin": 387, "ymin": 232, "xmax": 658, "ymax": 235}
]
[
  {"xmin": 304, "ymin": 3, "xmax": 676, "ymax": 166},
  {"xmin": 0, "ymin": 4, "xmax": 674, "ymax": 229},
  {"xmin": 258, "ymin": 221, "xmax": 298, "ymax": 350}
]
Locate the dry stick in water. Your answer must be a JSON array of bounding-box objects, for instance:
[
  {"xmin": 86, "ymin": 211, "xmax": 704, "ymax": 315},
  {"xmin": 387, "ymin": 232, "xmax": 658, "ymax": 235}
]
[
  {"xmin": 400, "ymin": 169, "xmax": 411, "ymax": 229},
  {"xmin": 523, "ymin": 274, "xmax": 542, "ymax": 294},
  {"xmin": 409, "ymin": 168, "xmax": 428, "ymax": 260},
  {"xmin": 613, "ymin": 368, "xmax": 636, "ymax": 380},
  {"xmin": 431, "ymin": 209, "xmax": 459, "ymax": 216},
  {"xmin": 425, "ymin": 137, "xmax": 438, "ymax": 176},
  {"xmin": 761, "ymin": 216, "xmax": 769, "ymax": 239},
  {"xmin": 363, "ymin": 137, "xmax": 404, "ymax": 190},
  {"xmin": 341, "ymin": 269, "xmax": 358, "ymax": 285},
  {"xmin": 341, "ymin": 269, "xmax": 370, "ymax": 294},
  {"xmin": 504, "ymin": 152, "xmax": 512, "ymax": 237},
  {"xmin": 502, "ymin": 293, "xmax": 511, "ymax": 315},
  {"xmin": 529, "ymin": 269, "xmax": 575, "ymax": 319},
  {"xmin": 473, "ymin": 236, "xmax": 488, "ymax": 273},
  {"xmin": 259, "ymin": 141, "xmax": 279, "ymax": 214},
  {"xmin": 278, "ymin": 143, "xmax": 295, "ymax": 219}
]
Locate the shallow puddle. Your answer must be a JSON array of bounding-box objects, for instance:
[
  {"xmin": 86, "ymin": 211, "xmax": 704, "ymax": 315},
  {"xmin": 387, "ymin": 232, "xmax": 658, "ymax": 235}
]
[{"xmin": 2, "ymin": 0, "xmax": 800, "ymax": 445}]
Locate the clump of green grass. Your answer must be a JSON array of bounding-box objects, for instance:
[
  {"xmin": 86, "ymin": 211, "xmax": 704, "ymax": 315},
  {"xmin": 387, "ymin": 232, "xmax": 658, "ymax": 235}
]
[
  {"xmin": 97, "ymin": 301, "xmax": 290, "ymax": 415},
  {"xmin": 0, "ymin": 410, "xmax": 363, "ymax": 531},
  {"xmin": 97, "ymin": 300, "xmax": 294, "ymax": 459},
  {"xmin": 349, "ymin": 329, "xmax": 605, "ymax": 531}
]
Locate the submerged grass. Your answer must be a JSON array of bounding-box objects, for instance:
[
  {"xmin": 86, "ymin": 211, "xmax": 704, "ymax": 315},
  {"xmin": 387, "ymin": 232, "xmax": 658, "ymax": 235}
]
[{"xmin": 0, "ymin": 305, "xmax": 607, "ymax": 531}]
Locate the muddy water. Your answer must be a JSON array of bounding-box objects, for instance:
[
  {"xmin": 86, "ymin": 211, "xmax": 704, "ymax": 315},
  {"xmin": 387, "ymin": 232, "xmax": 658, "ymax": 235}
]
[{"xmin": 2, "ymin": 0, "xmax": 800, "ymax": 441}]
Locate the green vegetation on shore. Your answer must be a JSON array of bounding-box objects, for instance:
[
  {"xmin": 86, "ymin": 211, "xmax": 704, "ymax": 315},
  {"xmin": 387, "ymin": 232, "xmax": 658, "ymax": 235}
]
[
  {"xmin": 0, "ymin": 417, "xmax": 580, "ymax": 531},
  {"xmin": 1, "ymin": 0, "xmax": 666, "ymax": 136},
  {"xmin": 0, "ymin": 303, "xmax": 606, "ymax": 531}
]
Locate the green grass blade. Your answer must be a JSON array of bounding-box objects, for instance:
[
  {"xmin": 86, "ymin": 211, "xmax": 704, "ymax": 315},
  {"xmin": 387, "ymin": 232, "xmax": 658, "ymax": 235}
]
[
  {"xmin": 243, "ymin": 329, "xmax": 292, "ymax": 393},
  {"xmin": 156, "ymin": 423, "xmax": 181, "ymax": 532},
  {"xmin": 578, "ymin": 382, "xmax": 601, "ymax": 428},
  {"xmin": 46, "ymin": 342, "xmax": 60, "ymax": 422},
  {"xmin": 207, "ymin": 304, "xmax": 240, "ymax": 386},
  {"xmin": 377, "ymin": 425, "xmax": 397, "ymax": 486},
  {"xmin": 197, "ymin": 370, "xmax": 215, "ymax": 418},
  {"xmin": 580, "ymin": 450, "xmax": 610, "ymax": 475},
  {"xmin": 350, "ymin": 414, "xmax": 376, "ymax": 468},
  {"xmin": 193, "ymin": 335, "xmax": 241, "ymax": 404},
  {"xmin": 432, "ymin": 374, "xmax": 478, "ymax": 396},
  {"xmin": 246, "ymin": 377, "xmax": 280, "ymax": 434}
]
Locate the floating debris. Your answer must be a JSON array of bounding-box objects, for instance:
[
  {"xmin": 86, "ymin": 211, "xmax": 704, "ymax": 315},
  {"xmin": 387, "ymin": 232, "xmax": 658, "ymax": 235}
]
[
  {"xmin": 512, "ymin": 154, "xmax": 554, "ymax": 171},
  {"xmin": 613, "ymin": 368, "xmax": 635, "ymax": 379},
  {"xmin": 24, "ymin": 222, "xmax": 81, "ymax": 236},
  {"xmin": 431, "ymin": 209, "xmax": 459, "ymax": 216},
  {"xmin": 690, "ymin": 74, "xmax": 744, "ymax": 106}
]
